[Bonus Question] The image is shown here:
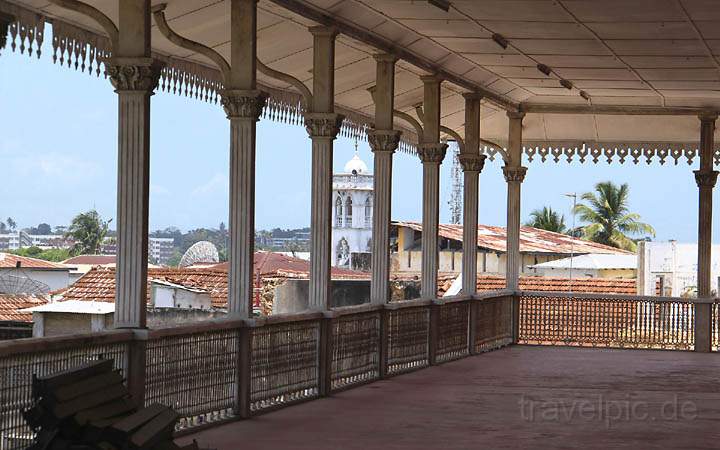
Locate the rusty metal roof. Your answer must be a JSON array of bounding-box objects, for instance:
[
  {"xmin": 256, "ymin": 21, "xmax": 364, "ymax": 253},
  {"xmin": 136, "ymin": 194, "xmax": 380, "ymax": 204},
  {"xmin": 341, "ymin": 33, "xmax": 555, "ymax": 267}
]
[
  {"xmin": 0, "ymin": 253, "xmax": 69, "ymax": 270},
  {"xmin": 393, "ymin": 222, "xmax": 631, "ymax": 255}
]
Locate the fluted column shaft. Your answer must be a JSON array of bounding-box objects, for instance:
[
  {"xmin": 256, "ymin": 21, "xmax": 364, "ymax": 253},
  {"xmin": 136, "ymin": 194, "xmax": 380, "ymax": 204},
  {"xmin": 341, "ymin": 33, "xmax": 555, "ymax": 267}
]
[
  {"xmin": 504, "ymin": 112, "xmax": 526, "ymax": 291},
  {"xmin": 369, "ymin": 131, "xmax": 401, "ymax": 303},
  {"xmin": 107, "ymin": 57, "xmax": 163, "ymax": 329},
  {"xmin": 695, "ymin": 113, "xmax": 718, "ymax": 352},
  {"xmin": 306, "ymin": 26, "xmax": 341, "ymax": 311},
  {"xmin": 224, "ymin": 91, "xmax": 267, "ymax": 318},
  {"xmin": 306, "ymin": 115, "xmax": 344, "ymax": 310},
  {"xmin": 460, "ymin": 157, "xmax": 485, "ymax": 294},
  {"xmin": 419, "ymin": 75, "xmax": 445, "ymax": 299},
  {"xmin": 460, "ymin": 94, "xmax": 484, "ymax": 295},
  {"xmin": 369, "ymin": 54, "xmax": 400, "ymax": 304}
]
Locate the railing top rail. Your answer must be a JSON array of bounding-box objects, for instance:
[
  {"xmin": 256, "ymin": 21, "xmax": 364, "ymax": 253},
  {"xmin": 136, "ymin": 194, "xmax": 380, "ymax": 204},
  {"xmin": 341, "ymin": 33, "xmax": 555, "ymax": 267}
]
[
  {"xmin": 518, "ymin": 290, "xmax": 700, "ymax": 303},
  {"xmin": 473, "ymin": 290, "xmax": 515, "ymax": 301},
  {"xmin": 384, "ymin": 297, "xmax": 433, "ymax": 310},
  {"xmin": 0, "ymin": 328, "xmax": 134, "ymax": 358},
  {"xmin": 326, "ymin": 303, "xmax": 384, "ymax": 318},
  {"xmin": 254, "ymin": 310, "xmax": 325, "ymax": 326},
  {"xmin": 144, "ymin": 318, "xmax": 249, "ymax": 339}
]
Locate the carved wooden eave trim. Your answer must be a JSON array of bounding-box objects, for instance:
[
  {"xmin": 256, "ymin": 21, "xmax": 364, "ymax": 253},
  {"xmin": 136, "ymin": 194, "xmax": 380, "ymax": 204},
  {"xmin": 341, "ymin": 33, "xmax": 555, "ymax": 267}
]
[
  {"xmin": 0, "ymin": 0, "xmax": 418, "ymax": 153},
  {"xmin": 479, "ymin": 140, "xmax": 720, "ymax": 166}
]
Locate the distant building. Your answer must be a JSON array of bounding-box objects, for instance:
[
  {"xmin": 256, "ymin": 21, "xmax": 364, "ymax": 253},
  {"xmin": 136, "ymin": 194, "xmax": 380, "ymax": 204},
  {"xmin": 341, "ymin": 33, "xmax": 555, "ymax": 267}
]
[
  {"xmin": 332, "ymin": 151, "xmax": 373, "ymax": 271},
  {"xmin": 529, "ymin": 253, "xmax": 637, "ymax": 279},
  {"xmin": 391, "ymin": 222, "xmax": 630, "ymax": 276},
  {"xmin": 0, "ymin": 231, "xmax": 70, "ymax": 250},
  {"xmin": 149, "ymin": 237, "xmax": 175, "ymax": 265},
  {"xmin": 636, "ymin": 241, "xmax": 720, "ymax": 297}
]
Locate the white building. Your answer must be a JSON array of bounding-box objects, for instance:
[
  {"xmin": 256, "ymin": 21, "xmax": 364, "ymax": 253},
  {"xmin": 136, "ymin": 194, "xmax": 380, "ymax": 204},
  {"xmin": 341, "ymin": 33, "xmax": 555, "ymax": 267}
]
[
  {"xmin": 332, "ymin": 151, "xmax": 373, "ymax": 271},
  {"xmin": 637, "ymin": 241, "xmax": 720, "ymax": 297},
  {"xmin": 0, "ymin": 231, "xmax": 68, "ymax": 250},
  {"xmin": 149, "ymin": 237, "xmax": 175, "ymax": 265},
  {"xmin": 529, "ymin": 253, "xmax": 638, "ymax": 279}
]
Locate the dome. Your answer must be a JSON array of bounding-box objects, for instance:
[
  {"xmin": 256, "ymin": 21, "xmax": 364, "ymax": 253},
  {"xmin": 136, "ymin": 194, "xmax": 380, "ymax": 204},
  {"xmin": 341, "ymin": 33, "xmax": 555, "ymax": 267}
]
[{"xmin": 344, "ymin": 151, "xmax": 368, "ymax": 174}]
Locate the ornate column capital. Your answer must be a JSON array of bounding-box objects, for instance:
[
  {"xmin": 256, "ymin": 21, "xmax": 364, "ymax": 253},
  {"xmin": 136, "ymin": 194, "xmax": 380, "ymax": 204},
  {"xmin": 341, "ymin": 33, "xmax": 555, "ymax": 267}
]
[
  {"xmin": 507, "ymin": 111, "xmax": 526, "ymax": 120},
  {"xmin": 695, "ymin": 170, "xmax": 719, "ymax": 188},
  {"xmin": 368, "ymin": 129, "xmax": 401, "ymax": 154},
  {"xmin": 503, "ymin": 166, "xmax": 528, "ymax": 183},
  {"xmin": 458, "ymin": 153, "xmax": 486, "ymax": 173},
  {"xmin": 105, "ymin": 57, "xmax": 164, "ymax": 93},
  {"xmin": 219, "ymin": 89, "xmax": 268, "ymax": 120},
  {"xmin": 698, "ymin": 111, "xmax": 718, "ymax": 124},
  {"xmin": 417, "ymin": 142, "xmax": 448, "ymax": 164},
  {"xmin": 304, "ymin": 112, "xmax": 345, "ymax": 139}
]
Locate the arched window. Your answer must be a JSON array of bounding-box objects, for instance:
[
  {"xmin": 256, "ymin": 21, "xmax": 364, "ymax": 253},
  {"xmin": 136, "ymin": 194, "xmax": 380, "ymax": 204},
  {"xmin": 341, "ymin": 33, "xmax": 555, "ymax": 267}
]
[
  {"xmin": 364, "ymin": 196, "xmax": 372, "ymax": 227},
  {"xmin": 335, "ymin": 197, "xmax": 343, "ymax": 227},
  {"xmin": 345, "ymin": 196, "xmax": 353, "ymax": 228}
]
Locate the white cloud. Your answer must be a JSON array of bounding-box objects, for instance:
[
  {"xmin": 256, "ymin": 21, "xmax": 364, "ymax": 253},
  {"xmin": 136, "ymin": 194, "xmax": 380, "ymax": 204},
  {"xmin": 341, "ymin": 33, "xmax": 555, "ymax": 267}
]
[
  {"xmin": 7, "ymin": 152, "xmax": 102, "ymax": 181},
  {"xmin": 151, "ymin": 184, "xmax": 170, "ymax": 196},
  {"xmin": 191, "ymin": 173, "xmax": 228, "ymax": 196}
]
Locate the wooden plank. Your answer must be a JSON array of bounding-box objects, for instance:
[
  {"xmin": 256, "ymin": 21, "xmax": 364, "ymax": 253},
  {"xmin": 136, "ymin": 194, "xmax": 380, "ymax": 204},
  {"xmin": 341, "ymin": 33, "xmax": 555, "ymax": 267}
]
[
  {"xmin": 129, "ymin": 408, "xmax": 178, "ymax": 450},
  {"xmin": 52, "ymin": 384, "xmax": 128, "ymax": 419},
  {"xmin": 72, "ymin": 397, "xmax": 137, "ymax": 426},
  {"xmin": 51, "ymin": 371, "xmax": 124, "ymax": 403},
  {"xmin": 108, "ymin": 403, "xmax": 167, "ymax": 440},
  {"xmin": 33, "ymin": 359, "xmax": 114, "ymax": 395}
]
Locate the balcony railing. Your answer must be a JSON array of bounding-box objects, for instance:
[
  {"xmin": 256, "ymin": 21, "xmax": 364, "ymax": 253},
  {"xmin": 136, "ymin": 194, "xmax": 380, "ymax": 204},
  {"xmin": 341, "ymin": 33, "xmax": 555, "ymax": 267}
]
[
  {"xmin": 518, "ymin": 291, "xmax": 698, "ymax": 350},
  {"xmin": 0, "ymin": 291, "xmax": 514, "ymax": 449},
  {"xmin": 2, "ymin": 291, "xmax": 715, "ymax": 448}
]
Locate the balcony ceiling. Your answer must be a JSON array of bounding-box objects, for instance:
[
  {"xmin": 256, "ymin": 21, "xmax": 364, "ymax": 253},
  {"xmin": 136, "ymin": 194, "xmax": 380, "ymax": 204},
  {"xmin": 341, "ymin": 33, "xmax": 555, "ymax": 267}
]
[{"xmin": 14, "ymin": 0, "xmax": 720, "ymax": 146}]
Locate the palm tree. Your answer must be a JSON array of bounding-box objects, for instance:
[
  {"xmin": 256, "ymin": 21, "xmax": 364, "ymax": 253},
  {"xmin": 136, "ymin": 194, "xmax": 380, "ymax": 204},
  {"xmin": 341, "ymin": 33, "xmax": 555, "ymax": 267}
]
[
  {"xmin": 525, "ymin": 206, "xmax": 566, "ymax": 233},
  {"xmin": 65, "ymin": 209, "xmax": 112, "ymax": 255},
  {"xmin": 573, "ymin": 181, "xmax": 655, "ymax": 251}
]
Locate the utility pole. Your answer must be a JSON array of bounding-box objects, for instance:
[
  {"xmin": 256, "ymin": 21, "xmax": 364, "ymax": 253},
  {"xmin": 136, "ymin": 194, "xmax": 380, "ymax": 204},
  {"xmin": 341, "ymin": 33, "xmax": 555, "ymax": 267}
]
[{"xmin": 565, "ymin": 193, "xmax": 577, "ymax": 291}]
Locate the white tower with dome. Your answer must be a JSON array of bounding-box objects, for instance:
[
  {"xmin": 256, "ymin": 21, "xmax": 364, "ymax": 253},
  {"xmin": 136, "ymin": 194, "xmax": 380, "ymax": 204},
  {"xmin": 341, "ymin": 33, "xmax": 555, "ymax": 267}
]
[{"xmin": 332, "ymin": 144, "xmax": 373, "ymax": 270}]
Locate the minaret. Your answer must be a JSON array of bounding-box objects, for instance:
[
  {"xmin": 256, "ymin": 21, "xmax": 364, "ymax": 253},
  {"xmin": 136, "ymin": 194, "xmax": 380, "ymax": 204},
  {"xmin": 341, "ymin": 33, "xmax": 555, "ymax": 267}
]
[{"xmin": 331, "ymin": 141, "xmax": 374, "ymax": 269}]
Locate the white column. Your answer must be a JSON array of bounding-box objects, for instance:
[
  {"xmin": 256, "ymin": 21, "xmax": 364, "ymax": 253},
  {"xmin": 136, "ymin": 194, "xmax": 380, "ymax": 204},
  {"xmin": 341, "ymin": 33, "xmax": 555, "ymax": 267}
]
[
  {"xmin": 107, "ymin": 0, "xmax": 162, "ymax": 329},
  {"xmin": 418, "ymin": 75, "xmax": 446, "ymax": 299},
  {"xmin": 369, "ymin": 54, "xmax": 401, "ymax": 305},
  {"xmin": 224, "ymin": 0, "xmax": 265, "ymax": 318},
  {"xmin": 459, "ymin": 94, "xmax": 485, "ymax": 295},
  {"xmin": 223, "ymin": 91, "xmax": 266, "ymax": 318},
  {"xmin": 306, "ymin": 27, "xmax": 344, "ymax": 311},
  {"xmin": 695, "ymin": 112, "xmax": 717, "ymax": 352},
  {"xmin": 504, "ymin": 111, "xmax": 526, "ymax": 291}
]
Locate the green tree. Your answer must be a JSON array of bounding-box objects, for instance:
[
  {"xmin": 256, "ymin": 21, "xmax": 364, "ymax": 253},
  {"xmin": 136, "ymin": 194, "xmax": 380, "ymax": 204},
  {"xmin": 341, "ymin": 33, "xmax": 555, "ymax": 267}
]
[
  {"xmin": 525, "ymin": 207, "xmax": 566, "ymax": 233},
  {"xmin": 65, "ymin": 209, "xmax": 112, "ymax": 255},
  {"xmin": 573, "ymin": 181, "xmax": 655, "ymax": 251},
  {"xmin": 6, "ymin": 217, "xmax": 16, "ymax": 232}
]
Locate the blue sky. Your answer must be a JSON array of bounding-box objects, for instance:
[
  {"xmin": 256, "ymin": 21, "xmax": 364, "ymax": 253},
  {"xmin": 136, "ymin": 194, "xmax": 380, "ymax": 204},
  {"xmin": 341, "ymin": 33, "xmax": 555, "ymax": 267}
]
[{"xmin": 0, "ymin": 42, "xmax": 711, "ymax": 243}]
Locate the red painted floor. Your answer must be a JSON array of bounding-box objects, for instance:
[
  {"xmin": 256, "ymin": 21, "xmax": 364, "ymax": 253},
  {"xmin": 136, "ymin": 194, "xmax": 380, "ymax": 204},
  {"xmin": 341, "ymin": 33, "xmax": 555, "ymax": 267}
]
[{"xmin": 182, "ymin": 346, "xmax": 720, "ymax": 449}]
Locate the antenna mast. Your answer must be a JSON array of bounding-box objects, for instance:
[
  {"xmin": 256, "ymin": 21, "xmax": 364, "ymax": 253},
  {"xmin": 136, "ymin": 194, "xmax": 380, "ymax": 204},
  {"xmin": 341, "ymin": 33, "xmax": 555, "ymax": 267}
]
[{"xmin": 448, "ymin": 143, "xmax": 463, "ymax": 225}]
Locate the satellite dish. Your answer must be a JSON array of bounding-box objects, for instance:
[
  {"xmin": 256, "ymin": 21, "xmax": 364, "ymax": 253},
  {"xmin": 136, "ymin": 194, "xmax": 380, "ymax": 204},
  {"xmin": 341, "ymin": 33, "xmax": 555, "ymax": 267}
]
[
  {"xmin": 179, "ymin": 241, "xmax": 219, "ymax": 268},
  {"xmin": 0, "ymin": 273, "xmax": 51, "ymax": 295}
]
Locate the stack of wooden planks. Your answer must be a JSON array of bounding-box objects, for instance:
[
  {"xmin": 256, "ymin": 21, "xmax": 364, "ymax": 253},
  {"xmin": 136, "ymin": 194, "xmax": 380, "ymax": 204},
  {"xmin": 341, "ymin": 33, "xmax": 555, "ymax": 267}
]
[{"xmin": 23, "ymin": 359, "xmax": 200, "ymax": 450}]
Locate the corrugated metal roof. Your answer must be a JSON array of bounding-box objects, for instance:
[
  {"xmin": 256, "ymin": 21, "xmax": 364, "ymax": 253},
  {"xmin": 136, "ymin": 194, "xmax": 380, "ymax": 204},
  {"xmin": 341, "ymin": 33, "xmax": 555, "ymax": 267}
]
[
  {"xmin": 393, "ymin": 222, "xmax": 631, "ymax": 255},
  {"xmin": 530, "ymin": 254, "xmax": 638, "ymax": 270},
  {"xmin": 0, "ymin": 253, "xmax": 68, "ymax": 270}
]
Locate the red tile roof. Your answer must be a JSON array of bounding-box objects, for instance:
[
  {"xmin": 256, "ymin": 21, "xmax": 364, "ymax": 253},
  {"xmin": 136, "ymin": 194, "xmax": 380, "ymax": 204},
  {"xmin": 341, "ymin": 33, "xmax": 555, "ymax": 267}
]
[
  {"xmin": 0, "ymin": 294, "xmax": 48, "ymax": 322},
  {"xmin": 393, "ymin": 222, "xmax": 631, "ymax": 255},
  {"xmin": 211, "ymin": 251, "xmax": 368, "ymax": 279},
  {"xmin": 55, "ymin": 252, "xmax": 368, "ymax": 308},
  {"xmin": 0, "ymin": 253, "xmax": 68, "ymax": 270},
  {"xmin": 438, "ymin": 275, "xmax": 640, "ymax": 297},
  {"xmin": 62, "ymin": 255, "xmax": 117, "ymax": 265}
]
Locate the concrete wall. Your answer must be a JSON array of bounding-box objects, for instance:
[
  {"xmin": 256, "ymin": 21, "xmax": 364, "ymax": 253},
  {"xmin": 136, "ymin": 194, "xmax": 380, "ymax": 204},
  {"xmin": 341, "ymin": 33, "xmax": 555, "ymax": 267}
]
[
  {"xmin": 150, "ymin": 284, "xmax": 212, "ymax": 309},
  {"xmin": 273, "ymin": 279, "xmax": 371, "ymax": 314},
  {"xmin": 35, "ymin": 309, "xmax": 226, "ymax": 336},
  {"xmin": 391, "ymin": 248, "xmax": 560, "ymax": 276}
]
